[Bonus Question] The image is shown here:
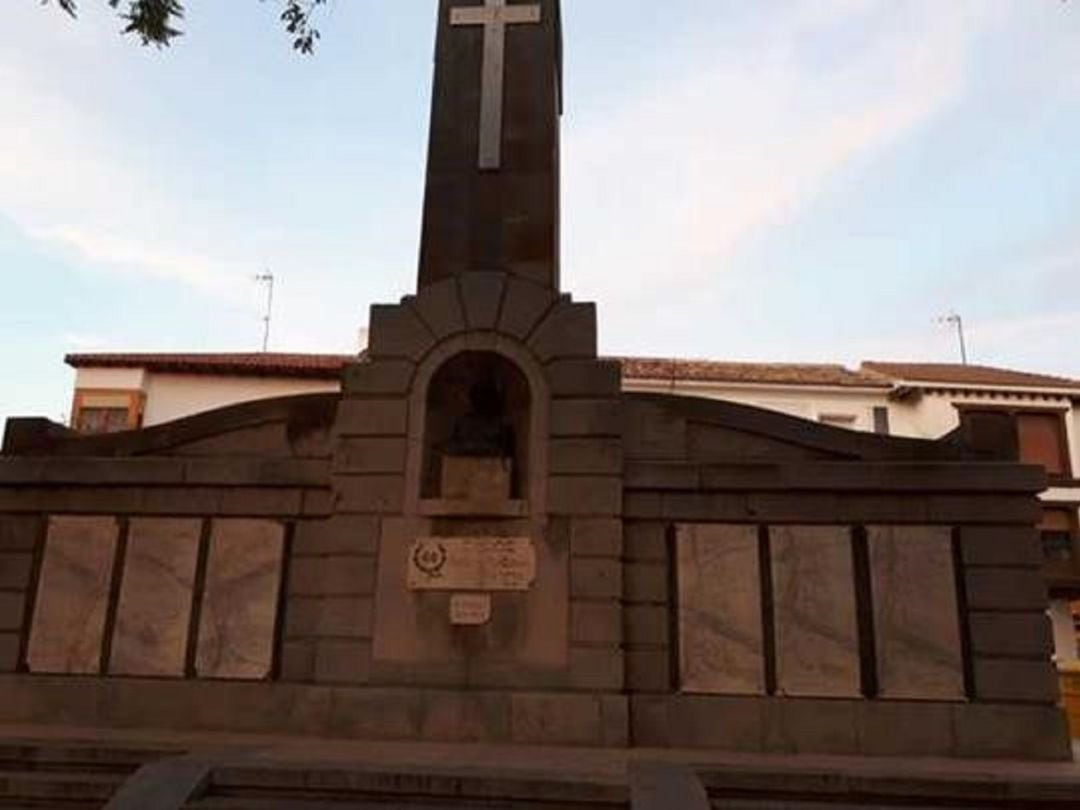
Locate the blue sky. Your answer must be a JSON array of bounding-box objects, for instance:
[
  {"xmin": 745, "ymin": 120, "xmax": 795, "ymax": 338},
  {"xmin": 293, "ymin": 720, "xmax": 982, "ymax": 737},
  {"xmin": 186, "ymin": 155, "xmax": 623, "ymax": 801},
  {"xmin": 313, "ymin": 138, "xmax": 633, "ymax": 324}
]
[{"xmin": 2, "ymin": 0, "xmax": 1079, "ymax": 425}]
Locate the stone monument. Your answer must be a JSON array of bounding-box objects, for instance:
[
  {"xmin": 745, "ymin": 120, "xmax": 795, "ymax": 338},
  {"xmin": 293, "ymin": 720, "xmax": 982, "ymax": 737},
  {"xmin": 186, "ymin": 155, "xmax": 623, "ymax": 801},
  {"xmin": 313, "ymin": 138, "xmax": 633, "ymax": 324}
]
[{"xmin": 0, "ymin": 0, "xmax": 1070, "ymax": 768}]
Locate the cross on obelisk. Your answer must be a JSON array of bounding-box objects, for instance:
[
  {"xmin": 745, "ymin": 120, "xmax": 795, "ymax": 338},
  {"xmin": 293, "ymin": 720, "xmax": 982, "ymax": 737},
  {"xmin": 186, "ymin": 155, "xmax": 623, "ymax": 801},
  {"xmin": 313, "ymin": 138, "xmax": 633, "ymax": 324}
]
[
  {"xmin": 418, "ymin": 0, "xmax": 561, "ymax": 290},
  {"xmin": 450, "ymin": 0, "xmax": 542, "ymax": 170}
]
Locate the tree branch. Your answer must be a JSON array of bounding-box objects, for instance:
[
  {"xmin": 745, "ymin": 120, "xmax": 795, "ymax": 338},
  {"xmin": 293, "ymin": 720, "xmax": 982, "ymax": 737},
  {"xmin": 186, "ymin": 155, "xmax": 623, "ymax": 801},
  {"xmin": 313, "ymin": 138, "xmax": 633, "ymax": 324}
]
[{"xmin": 43, "ymin": 0, "xmax": 328, "ymax": 53}]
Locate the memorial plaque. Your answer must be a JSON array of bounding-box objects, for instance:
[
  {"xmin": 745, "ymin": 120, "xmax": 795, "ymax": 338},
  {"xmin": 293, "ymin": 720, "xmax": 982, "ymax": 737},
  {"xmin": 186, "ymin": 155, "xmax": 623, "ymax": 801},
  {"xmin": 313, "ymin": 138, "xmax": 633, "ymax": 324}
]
[
  {"xmin": 676, "ymin": 524, "xmax": 764, "ymax": 695},
  {"xmin": 195, "ymin": 519, "xmax": 285, "ymax": 680},
  {"xmin": 449, "ymin": 593, "xmax": 493, "ymax": 626},
  {"xmin": 771, "ymin": 525, "xmax": 860, "ymax": 697},
  {"xmin": 869, "ymin": 526, "xmax": 964, "ymax": 700},
  {"xmin": 110, "ymin": 518, "xmax": 200, "ymax": 677},
  {"xmin": 27, "ymin": 516, "xmax": 118, "ymax": 674},
  {"xmin": 407, "ymin": 536, "xmax": 535, "ymax": 592}
]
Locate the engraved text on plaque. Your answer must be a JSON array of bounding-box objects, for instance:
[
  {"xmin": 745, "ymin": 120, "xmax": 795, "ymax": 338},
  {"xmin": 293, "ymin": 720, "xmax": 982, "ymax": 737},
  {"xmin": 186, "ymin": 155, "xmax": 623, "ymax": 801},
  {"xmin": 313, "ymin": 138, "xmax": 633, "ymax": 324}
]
[{"xmin": 408, "ymin": 536, "xmax": 536, "ymax": 591}]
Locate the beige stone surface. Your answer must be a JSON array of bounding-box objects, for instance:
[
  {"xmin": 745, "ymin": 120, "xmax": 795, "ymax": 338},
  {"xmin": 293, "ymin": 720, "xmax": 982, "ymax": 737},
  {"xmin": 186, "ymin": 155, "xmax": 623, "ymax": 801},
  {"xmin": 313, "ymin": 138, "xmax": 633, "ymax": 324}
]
[
  {"xmin": 771, "ymin": 526, "xmax": 859, "ymax": 697},
  {"xmin": 407, "ymin": 536, "xmax": 535, "ymax": 591},
  {"xmin": 441, "ymin": 457, "xmax": 512, "ymax": 501},
  {"xmin": 676, "ymin": 524, "xmax": 764, "ymax": 695},
  {"xmin": 196, "ymin": 519, "xmax": 285, "ymax": 680},
  {"xmin": 27, "ymin": 516, "xmax": 118, "ymax": 674},
  {"xmin": 868, "ymin": 525, "xmax": 964, "ymax": 700},
  {"xmin": 110, "ymin": 518, "xmax": 201, "ymax": 677}
]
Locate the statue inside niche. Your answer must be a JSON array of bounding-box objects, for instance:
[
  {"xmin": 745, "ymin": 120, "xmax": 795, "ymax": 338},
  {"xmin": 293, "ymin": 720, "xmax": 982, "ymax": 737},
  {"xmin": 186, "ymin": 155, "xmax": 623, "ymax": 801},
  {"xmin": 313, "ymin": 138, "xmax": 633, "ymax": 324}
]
[
  {"xmin": 446, "ymin": 377, "xmax": 515, "ymax": 458},
  {"xmin": 441, "ymin": 376, "xmax": 517, "ymax": 501}
]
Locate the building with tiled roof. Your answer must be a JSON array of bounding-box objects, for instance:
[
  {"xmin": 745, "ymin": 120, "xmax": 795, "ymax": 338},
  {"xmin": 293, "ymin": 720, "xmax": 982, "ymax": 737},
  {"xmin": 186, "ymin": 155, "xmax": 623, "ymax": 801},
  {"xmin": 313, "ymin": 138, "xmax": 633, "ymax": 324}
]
[
  {"xmin": 64, "ymin": 352, "xmax": 355, "ymax": 379},
  {"xmin": 862, "ymin": 361, "xmax": 1080, "ymax": 395}
]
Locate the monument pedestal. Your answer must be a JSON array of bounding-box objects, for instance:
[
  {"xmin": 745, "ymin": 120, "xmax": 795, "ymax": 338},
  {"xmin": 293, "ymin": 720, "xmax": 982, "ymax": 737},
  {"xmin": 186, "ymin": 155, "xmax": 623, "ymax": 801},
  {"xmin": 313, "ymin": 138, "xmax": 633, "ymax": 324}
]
[{"xmin": 441, "ymin": 456, "xmax": 513, "ymax": 502}]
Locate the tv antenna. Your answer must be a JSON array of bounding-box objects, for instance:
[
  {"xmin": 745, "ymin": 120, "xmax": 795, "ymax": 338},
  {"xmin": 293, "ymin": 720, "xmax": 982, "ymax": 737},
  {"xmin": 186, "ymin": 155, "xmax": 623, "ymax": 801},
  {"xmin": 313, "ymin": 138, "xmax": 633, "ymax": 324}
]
[
  {"xmin": 255, "ymin": 272, "xmax": 275, "ymax": 352},
  {"xmin": 937, "ymin": 312, "xmax": 968, "ymax": 365}
]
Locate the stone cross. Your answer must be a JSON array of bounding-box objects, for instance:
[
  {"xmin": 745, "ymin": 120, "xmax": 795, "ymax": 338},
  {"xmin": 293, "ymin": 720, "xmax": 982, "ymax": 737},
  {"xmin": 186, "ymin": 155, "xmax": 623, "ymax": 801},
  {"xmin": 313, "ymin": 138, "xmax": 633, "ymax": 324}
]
[{"xmin": 450, "ymin": 0, "xmax": 543, "ymax": 170}]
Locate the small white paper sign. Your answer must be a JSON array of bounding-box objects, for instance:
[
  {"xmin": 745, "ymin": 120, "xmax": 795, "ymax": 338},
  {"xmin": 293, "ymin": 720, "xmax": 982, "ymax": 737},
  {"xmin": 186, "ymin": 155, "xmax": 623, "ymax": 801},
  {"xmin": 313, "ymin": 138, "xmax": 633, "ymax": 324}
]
[{"xmin": 449, "ymin": 593, "xmax": 493, "ymax": 626}]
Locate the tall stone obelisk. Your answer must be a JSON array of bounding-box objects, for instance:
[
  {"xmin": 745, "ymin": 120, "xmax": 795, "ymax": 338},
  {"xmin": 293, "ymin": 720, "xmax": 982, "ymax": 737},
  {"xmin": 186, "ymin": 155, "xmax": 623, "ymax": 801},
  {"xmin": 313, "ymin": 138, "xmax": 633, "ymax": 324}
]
[{"xmin": 417, "ymin": 0, "xmax": 562, "ymax": 291}]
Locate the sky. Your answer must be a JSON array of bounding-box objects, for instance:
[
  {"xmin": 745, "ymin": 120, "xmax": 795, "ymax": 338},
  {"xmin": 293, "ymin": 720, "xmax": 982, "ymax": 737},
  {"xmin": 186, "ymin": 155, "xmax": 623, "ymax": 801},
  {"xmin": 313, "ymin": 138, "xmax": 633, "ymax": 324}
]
[{"xmin": 2, "ymin": 0, "xmax": 1079, "ymax": 425}]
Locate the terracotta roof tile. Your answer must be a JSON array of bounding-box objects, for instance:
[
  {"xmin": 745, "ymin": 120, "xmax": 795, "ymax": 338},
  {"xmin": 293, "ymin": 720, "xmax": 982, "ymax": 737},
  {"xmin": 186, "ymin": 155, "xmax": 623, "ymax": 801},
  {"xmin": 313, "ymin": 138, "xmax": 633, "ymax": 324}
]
[
  {"xmin": 65, "ymin": 352, "xmax": 1080, "ymax": 393},
  {"xmin": 860, "ymin": 361, "xmax": 1080, "ymax": 392},
  {"xmin": 65, "ymin": 352, "xmax": 357, "ymax": 379},
  {"xmin": 617, "ymin": 358, "xmax": 891, "ymax": 388}
]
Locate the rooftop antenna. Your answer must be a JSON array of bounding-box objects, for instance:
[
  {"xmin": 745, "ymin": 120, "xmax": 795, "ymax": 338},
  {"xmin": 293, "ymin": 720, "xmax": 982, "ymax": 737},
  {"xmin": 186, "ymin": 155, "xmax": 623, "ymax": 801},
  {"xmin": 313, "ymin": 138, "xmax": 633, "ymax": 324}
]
[
  {"xmin": 255, "ymin": 272, "xmax": 275, "ymax": 352},
  {"xmin": 937, "ymin": 312, "xmax": 968, "ymax": 365}
]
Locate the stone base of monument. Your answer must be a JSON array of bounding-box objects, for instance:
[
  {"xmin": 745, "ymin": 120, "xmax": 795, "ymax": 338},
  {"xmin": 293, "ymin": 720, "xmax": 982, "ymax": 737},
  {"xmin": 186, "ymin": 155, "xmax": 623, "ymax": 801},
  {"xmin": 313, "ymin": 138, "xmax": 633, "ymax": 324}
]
[
  {"xmin": 0, "ymin": 735, "xmax": 181, "ymax": 807},
  {"xmin": 0, "ymin": 724, "xmax": 1077, "ymax": 809}
]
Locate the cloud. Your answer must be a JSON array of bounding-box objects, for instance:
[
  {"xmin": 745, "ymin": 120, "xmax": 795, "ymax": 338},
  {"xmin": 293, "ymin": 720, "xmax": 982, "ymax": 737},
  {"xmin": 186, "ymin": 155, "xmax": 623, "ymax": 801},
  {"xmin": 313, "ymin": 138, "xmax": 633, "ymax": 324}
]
[
  {"xmin": 563, "ymin": 0, "xmax": 981, "ymax": 304},
  {"xmin": 0, "ymin": 53, "xmax": 246, "ymax": 302},
  {"xmin": 965, "ymin": 311, "xmax": 1080, "ymax": 377},
  {"xmin": 30, "ymin": 224, "xmax": 248, "ymax": 300}
]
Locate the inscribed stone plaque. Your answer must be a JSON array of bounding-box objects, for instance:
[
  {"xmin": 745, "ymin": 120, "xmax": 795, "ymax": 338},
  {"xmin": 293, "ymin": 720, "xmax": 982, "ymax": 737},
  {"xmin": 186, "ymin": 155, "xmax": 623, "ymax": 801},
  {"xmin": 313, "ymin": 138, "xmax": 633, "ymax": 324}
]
[
  {"xmin": 868, "ymin": 526, "xmax": 964, "ymax": 700},
  {"xmin": 449, "ymin": 593, "xmax": 492, "ymax": 626},
  {"xmin": 676, "ymin": 524, "xmax": 764, "ymax": 694},
  {"xmin": 27, "ymin": 516, "xmax": 118, "ymax": 674},
  {"xmin": 110, "ymin": 518, "xmax": 200, "ymax": 677},
  {"xmin": 374, "ymin": 518, "xmax": 568, "ymax": 672},
  {"xmin": 771, "ymin": 526, "xmax": 860, "ymax": 697},
  {"xmin": 195, "ymin": 519, "xmax": 284, "ymax": 680},
  {"xmin": 407, "ymin": 536, "xmax": 535, "ymax": 592}
]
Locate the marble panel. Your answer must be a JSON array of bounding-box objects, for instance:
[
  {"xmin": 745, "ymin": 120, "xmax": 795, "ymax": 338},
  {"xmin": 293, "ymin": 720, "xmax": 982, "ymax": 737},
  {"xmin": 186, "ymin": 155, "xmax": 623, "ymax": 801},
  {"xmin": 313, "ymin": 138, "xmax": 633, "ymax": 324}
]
[
  {"xmin": 27, "ymin": 516, "xmax": 118, "ymax": 674},
  {"xmin": 110, "ymin": 518, "xmax": 200, "ymax": 677},
  {"xmin": 195, "ymin": 519, "xmax": 284, "ymax": 680},
  {"xmin": 676, "ymin": 524, "xmax": 764, "ymax": 695},
  {"xmin": 771, "ymin": 526, "xmax": 860, "ymax": 697},
  {"xmin": 868, "ymin": 525, "xmax": 964, "ymax": 700}
]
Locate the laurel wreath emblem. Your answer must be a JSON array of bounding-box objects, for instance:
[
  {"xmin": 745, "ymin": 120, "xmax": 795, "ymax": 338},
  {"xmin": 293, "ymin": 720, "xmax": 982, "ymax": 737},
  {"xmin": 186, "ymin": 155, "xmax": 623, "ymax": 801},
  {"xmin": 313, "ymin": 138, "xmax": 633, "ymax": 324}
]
[{"xmin": 412, "ymin": 540, "xmax": 448, "ymax": 578}]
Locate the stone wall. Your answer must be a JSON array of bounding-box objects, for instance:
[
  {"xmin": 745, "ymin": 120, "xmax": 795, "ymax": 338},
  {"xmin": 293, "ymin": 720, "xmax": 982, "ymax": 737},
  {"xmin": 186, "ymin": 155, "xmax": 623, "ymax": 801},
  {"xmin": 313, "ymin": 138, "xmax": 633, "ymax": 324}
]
[
  {"xmin": 0, "ymin": 395, "xmax": 333, "ymax": 686},
  {"xmin": 619, "ymin": 394, "xmax": 1069, "ymax": 759}
]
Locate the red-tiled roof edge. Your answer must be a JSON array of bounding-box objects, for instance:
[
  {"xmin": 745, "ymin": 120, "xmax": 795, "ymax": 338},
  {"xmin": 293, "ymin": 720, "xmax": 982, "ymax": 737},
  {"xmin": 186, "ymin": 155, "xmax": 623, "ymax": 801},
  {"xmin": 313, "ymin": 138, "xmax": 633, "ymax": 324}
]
[
  {"xmin": 65, "ymin": 352, "xmax": 1080, "ymax": 392},
  {"xmin": 615, "ymin": 357, "xmax": 892, "ymax": 388},
  {"xmin": 67, "ymin": 352, "xmax": 893, "ymax": 388},
  {"xmin": 860, "ymin": 361, "xmax": 1080, "ymax": 392},
  {"xmin": 65, "ymin": 352, "xmax": 359, "ymax": 380}
]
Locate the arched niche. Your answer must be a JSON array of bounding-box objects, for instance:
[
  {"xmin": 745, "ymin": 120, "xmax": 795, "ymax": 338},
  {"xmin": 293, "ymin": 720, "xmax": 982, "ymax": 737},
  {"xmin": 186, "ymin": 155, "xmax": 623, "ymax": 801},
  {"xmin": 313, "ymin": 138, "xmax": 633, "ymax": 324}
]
[
  {"xmin": 404, "ymin": 335, "xmax": 550, "ymax": 516},
  {"xmin": 420, "ymin": 351, "xmax": 531, "ymax": 501}
]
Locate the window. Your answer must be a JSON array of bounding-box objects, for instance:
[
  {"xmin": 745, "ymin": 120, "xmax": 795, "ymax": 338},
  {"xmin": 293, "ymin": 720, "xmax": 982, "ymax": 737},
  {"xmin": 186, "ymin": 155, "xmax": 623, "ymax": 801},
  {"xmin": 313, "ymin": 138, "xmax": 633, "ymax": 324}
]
[
  {"xmin": 71, "ymin": 389, "xmax": 143, "ymax": 434},
  {"xmin": 1040, "ymin": 507, "xmax": 1078, "ymax": 564},
  {"xmin": 75, "ymin": 407, "xmax": 131, "ymax": 434},
  {"xmin": 872, "ymin": 407, "xmax": 891, "ymax": 436},
  {"xmin": 1017, "ymin": 412, "xmax": 1070, "ymax": 478}
]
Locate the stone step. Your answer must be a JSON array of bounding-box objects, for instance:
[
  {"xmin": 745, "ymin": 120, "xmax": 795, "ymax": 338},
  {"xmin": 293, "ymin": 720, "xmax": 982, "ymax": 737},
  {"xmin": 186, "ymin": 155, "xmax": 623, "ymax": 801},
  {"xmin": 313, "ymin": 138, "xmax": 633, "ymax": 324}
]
[
  {"xmin": 714, "ymin": 803, "xmax": 958, "ymax": 810},
  {"xmin": 0, "ymin": 768, "xmax": 122, "ymax": 807},
  {"xmin": 0, "ymin": 740, "xmax": 177, "ymax": 775},
  {"xmin": 188, "ymin": 763, "xmax": 628, "ymax": 809},
  {"xmin": 190, "ymin": 799, "xmax": 606, "ymax": 810}
]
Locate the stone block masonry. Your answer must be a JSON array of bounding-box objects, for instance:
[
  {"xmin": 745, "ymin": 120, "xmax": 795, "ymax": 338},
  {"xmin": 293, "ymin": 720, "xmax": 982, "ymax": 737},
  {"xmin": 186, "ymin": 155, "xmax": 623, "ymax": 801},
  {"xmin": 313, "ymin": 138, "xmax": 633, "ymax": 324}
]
[
  {"xmin": 0, "ymin": 515, "xmax": 40, "ymax": 672},
  {"xmin": 280, "ymin": 516, "xmax": 381, "ymax": 686}
]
